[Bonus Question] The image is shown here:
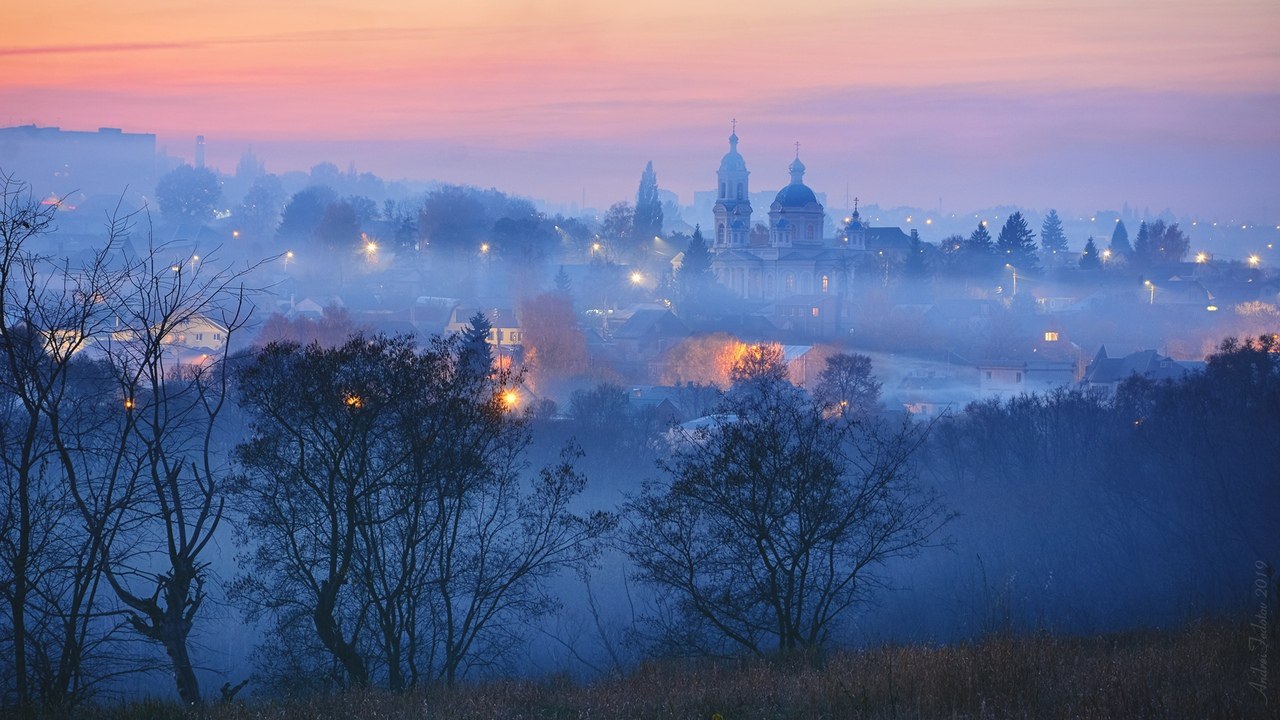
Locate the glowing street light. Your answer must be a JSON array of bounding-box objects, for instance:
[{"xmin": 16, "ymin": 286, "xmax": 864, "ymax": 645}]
[
  {"xmin": 1102, "ymin": 249, "xmax": 1112, "ymax": 263},
  {"xmin": 1005, "ymin": 263, "xmax": 1018, "ymax": 296},
  {"xmin": 1144, "ymin": 279, "xmax": 1155, "ymax": 304},
  {"xmin": 1248, "ymin": 254, "xmax": 1261, "ymax": 267},
  {"xmin": 501, "ymin": 390, "xmax": 519, "ymax": 411},
  {"xmin": 480, "ymin": 242, "xmax": 490, "ymax": 254},
  {"xmin": 630, "ymin": 271, "xmax": 644, "ymax": 285},
  {"xmin": 1195, "ymin": 252, "xmax": 1209, "ymax": 264}
]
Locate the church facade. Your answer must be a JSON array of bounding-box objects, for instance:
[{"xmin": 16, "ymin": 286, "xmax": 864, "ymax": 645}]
[{"xmin": 709, "ymin": 130, "xmax": 855, "ymax": 302}]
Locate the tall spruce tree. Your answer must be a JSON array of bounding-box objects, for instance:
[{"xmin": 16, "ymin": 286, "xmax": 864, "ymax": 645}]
[
  {"xmin": 675, "ymin": 225, "xmax": 716, "ymax": 315},
  {"xmin": 1079, "ymin": 237, "xmax": 1101, "ymax": 269},
  {"xmin": 996, "ymin": 211, "xmax": 1040, "ymax": 273},
  {"xmin": 1133, "ymin": 221, "xmax": 1153, "ymax": 266},
  {"xmin": 903, "ymin": 228, "xmax": 930, "ymax": 280},
  {"xmin": 962, "ymin": 221, "xmax": 996, "ymax": 277},
  {"xmin": 1040, "ymin": 209, "xmax": 1068, "ymax": 258},
  {"xmin": 1110, "ymin": 220, "xmax": 1132, "ymax": 256},
  {"xmin": 633, "ymin": 161, "xmax": 664, "ymax": 243},
  {"xmin": 461, "ymin": 312, "xmax": 494, "ymax": 375},
  {"xmin": 554, "ymin": 265, "xmax": 572, "ymax": 297}
]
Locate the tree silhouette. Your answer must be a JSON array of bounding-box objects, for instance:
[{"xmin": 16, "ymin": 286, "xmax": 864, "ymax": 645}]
[
  {"xmin": 624, "ymin": 372, "xmax": 950, "ymax": 655},
  {"xmin": 1110, "ymin": 220, "xmax": 1132, "ymax": 256},
  {"xmin": 1040, "ymin": 209, "xmax": 1068, "ymax": 258},
  {"xmin": 1079, "ymin": 236, "xmax": 1101, "ymax": 270},
  {"xmin": 156, "ymin": 165, "xmax": 221, "ymax": 225},
  {"xmin": 996, "ymin": 212, "xmax": 1040, "ymax": 274},
  {"xmin": 633, "ymin": 161, "xmax": 664, "ymax": 244}
]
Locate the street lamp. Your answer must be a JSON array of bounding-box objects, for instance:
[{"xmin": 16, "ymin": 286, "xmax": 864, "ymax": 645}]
[
  {"xmin": 284, "ymin": 250, "xmax": 294, "ymax": 271},
  {"xmin": 1248, "ymin": 254, "xmax": 1261, "ymax": 267},
  {"xmin": 630, "ymin": 271, "xmax": 644, "ymax": 285},
  {"xmin": 1144, "ymin": 279, "xmax": 1155, "ymax": 304},
  {"xmin": 1005, "ymin": 263, "xmax": 1018, "ymax": 296},
  {"xmin": 1102, "ymin": 249, "xmax": 1112, "ymax": 264}
]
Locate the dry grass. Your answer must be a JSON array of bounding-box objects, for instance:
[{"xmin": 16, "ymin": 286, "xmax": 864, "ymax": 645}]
[{"xmin": 52, "ymin": 619, "xmax": 1280, "ymax": 720}]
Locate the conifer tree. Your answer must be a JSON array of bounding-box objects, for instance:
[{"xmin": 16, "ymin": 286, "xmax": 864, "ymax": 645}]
[
  {"xmin": 1110, "ymin": 220, "xmax": 1132, "ymax": 256},
  {"xmin": 675, "ymin": 225, "xmax": 717, "ymax": 315},
  {"xmin": 961, "ymin": 221, "xmax": 996, "ymax": 276},
  {"xmin": 903, "ymin": 228, "xmax": 930, "ymax": 280},
  {"xmin": 1040, "ymin": 209, "xmax": 1068, "ymax": 257},
  {"xmin": 633, "ymin": 161, "xmax": 664, "ymax": 243},
  {"xmin": 554, "ymin": 265, "xmax": 572, "ymax": 297},
  {"xmin": 996, "ymin": 211, "xmax": 1040, "ymax": 273},
  {"xmin": 1133, "ymin": 221, "xmax": 1152, "ymax": 266},
  {"xmin": 1079, "ymin": 237, "xmax": 1101, "ymax": 269}
]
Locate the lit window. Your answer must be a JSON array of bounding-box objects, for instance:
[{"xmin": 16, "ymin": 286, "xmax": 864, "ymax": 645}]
[
  {"xmin": 810, "ymin": 307, "xmax": 819, "ymax": 317},
  {"xmin": 785, "ymin": 274, "xmax": 795, "ymax": 292},
  {"xmin": 821, "ymin": 275, "xmax": 829, "ymax": 293},
  {"xmin": 1044, "ymin": 331, "xmax": 1059, "ymax": 342}
]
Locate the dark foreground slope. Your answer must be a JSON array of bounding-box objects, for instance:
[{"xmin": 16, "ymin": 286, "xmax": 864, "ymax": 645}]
[{"xmin": 62, "ymin": 619, "xmax": 1276, "ymax": 720}]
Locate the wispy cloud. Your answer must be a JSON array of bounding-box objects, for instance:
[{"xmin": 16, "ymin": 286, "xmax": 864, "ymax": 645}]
[{"xmin": 0, "ymin": 41, "xmax": 201, "ymax": 57}]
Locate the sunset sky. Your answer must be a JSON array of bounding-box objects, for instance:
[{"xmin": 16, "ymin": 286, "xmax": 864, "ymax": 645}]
[{"xmin": 3, "ymin": 0, "xmax": 1279, "ymax": 219}]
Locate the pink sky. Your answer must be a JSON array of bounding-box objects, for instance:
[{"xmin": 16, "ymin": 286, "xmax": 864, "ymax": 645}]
[{"xmin": 3, "ymin": 0, "xmax": 1279, "ymax": 218}]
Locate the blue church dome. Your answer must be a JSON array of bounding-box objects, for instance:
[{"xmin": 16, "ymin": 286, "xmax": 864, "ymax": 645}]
[{"xmin": 774, "ymin": 183, "xmax": 817, "ymax": 207}]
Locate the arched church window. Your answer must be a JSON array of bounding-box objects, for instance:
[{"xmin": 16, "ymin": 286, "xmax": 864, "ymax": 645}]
[
  {"xmin": 821, "ymin": 275, "xmax": 829, "ymax": 293},
  {"xmin": 718, "ymin": 223, "xmax": 726, "ymax": 243},
  {"xmin": 737, "ymin": 183, "xmax": 743, "ymax": 200},
  {"xmin": 720, "ymin": 182, "xmax": 726, "ymax": 198},
  {"xmin": 785, "ymin": 273, "xmax": 795, "ymax": 293},
  {"xmin": 807, "ymin": 224, "xmax": 815, "ymax": 240}
]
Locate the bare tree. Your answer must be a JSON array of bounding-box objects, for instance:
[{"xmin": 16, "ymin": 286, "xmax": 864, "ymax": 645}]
[
  {"xmin": 232, "ymin": 325, "xmax": 614, "ymax": 691},
  {"xmin": 86, "ymin": 226, "xmax": 257, "ymax": 707},
  {"xmin": 812, "ymin": 352, "xmax": 883, "ymax": 421},
  {"xmin": 1, "ymin": 173, "xmax": 263, "ymax": 711},
  {"xmin": 624, "ymin": 373, "xmax": 951, "ymax": 656},
  {"xmin": 0, "ymin": 173, "xmax": 140, "ymax": 713}
]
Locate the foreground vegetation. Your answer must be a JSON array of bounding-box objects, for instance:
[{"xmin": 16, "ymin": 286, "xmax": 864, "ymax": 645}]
[{"xmin": 70, "ymin": 619, "xmax": 1274, "ymax": 720}]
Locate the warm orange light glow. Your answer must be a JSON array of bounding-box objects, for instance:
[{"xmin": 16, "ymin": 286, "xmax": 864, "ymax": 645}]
[
  {"xmin": 1195, "ymin": 252, "xmax": 1208, "ymax": 263},
  {"xmin": 1248, "ymin": 255, "xmax": 1261, "ymax": 267},
  {"xmin": 124, "ymin": 397, "xmax": 135, "ymax": 410},
  {"xmin": 501, "ymin": 390, "xmax": 519, "ymax": 410},
  {"xmin": 344, "ymin": 394, "xmax": 363, "ymax": 408}
]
